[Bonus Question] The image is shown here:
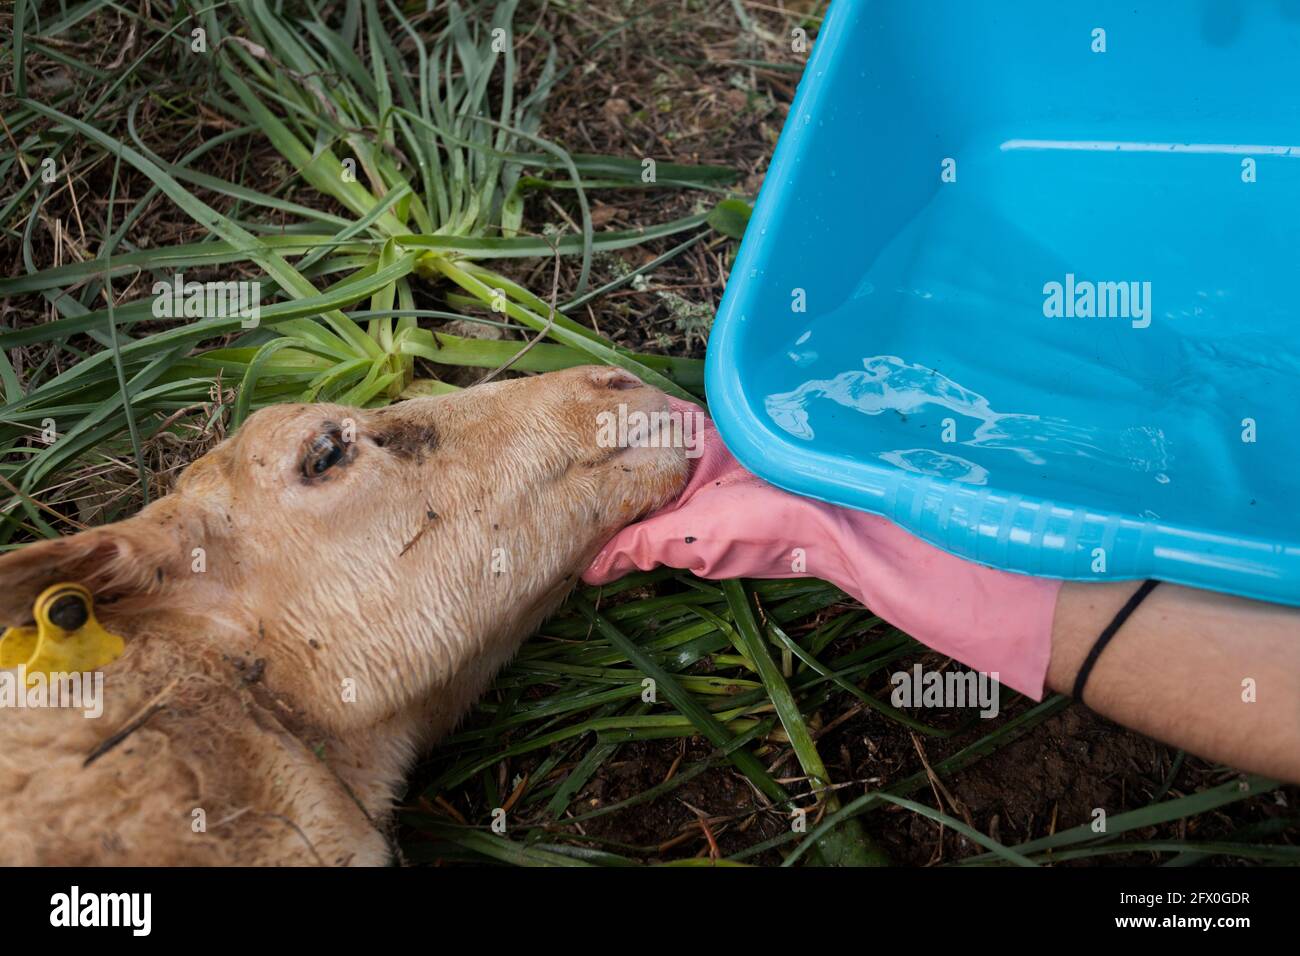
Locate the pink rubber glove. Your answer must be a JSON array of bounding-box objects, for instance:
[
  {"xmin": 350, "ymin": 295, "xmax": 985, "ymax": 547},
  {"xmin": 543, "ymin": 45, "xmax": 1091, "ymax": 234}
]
[{"xmin": 584, "ymin": 399, "xmax": 1062, "ymax": 699}]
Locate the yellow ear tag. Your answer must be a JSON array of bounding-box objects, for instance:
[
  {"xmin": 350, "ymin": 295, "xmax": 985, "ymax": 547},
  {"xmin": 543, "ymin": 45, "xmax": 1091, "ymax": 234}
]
[{"xmin": 0, "ymin": 583, "xmax": 125, "ymax": 682}]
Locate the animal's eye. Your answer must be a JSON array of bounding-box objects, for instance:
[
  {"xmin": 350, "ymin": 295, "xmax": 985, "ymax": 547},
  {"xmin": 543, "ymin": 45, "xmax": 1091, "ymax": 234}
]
[{"xmin": 303, "ymin": 431, "xmax": 346, "ymax": 478}]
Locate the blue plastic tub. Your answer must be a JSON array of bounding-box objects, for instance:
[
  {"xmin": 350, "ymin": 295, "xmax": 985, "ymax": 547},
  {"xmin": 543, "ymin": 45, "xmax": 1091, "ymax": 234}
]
[{"xmin": 706, "ymin": 0, "xmax": 1300, "ymax": 605}]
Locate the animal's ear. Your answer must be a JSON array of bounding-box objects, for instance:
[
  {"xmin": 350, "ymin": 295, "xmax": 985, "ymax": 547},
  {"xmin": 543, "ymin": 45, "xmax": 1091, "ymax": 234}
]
[{"xmin": 0, "ymin": 513, "xmax": 190, "ymax": 627}]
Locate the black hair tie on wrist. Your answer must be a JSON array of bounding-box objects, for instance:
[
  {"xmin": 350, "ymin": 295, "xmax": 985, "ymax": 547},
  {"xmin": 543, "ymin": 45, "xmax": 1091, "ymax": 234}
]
[{"xmin": 1072, "ymin": 579, "xmax": 1160, "ymax": 706}]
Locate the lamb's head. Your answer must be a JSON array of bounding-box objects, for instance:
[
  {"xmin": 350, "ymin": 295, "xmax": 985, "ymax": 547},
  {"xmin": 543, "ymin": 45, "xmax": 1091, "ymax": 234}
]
[{"xmin": 0, "ymin": 366, "xmax": 690, "ymax": 735}]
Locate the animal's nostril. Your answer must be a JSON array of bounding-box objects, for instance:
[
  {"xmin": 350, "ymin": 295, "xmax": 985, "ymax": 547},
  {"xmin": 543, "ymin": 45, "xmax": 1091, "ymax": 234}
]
[{"xmin": 589, "ymin": 367, "xmax": 643, "ymax": 391}]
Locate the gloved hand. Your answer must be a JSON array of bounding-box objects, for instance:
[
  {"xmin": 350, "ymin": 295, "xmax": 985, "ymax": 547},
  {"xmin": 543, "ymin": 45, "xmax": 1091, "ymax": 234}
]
[{"xmin": 584, "ymin": 399, "xmax": 1062, "ymax": 698}]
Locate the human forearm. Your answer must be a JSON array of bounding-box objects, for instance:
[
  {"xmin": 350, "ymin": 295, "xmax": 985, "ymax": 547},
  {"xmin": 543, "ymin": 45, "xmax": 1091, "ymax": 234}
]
[{"xmin": 1047, "ymin": 581, "xmax": 1300, "ymax": 783}]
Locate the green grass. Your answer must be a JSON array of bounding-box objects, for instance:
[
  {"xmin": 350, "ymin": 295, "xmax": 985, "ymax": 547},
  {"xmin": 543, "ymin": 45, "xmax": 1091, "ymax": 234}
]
[
  {"xmin": 405, "ymin": 570, "xmax": 1294, "ymax": 866},
  {"xmin": 2, "ymin": 0, "xmax": 1295, "ymax": 866},
  {"xmin": 0, "ymin": 0, "xmax": 735, "ymax": 539}
]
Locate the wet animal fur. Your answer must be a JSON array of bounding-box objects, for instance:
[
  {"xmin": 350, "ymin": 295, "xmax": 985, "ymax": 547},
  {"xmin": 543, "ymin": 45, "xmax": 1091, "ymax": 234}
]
[{"xmin": 0, "ymin": 367, "xmax": 687, "ymax": 865}]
